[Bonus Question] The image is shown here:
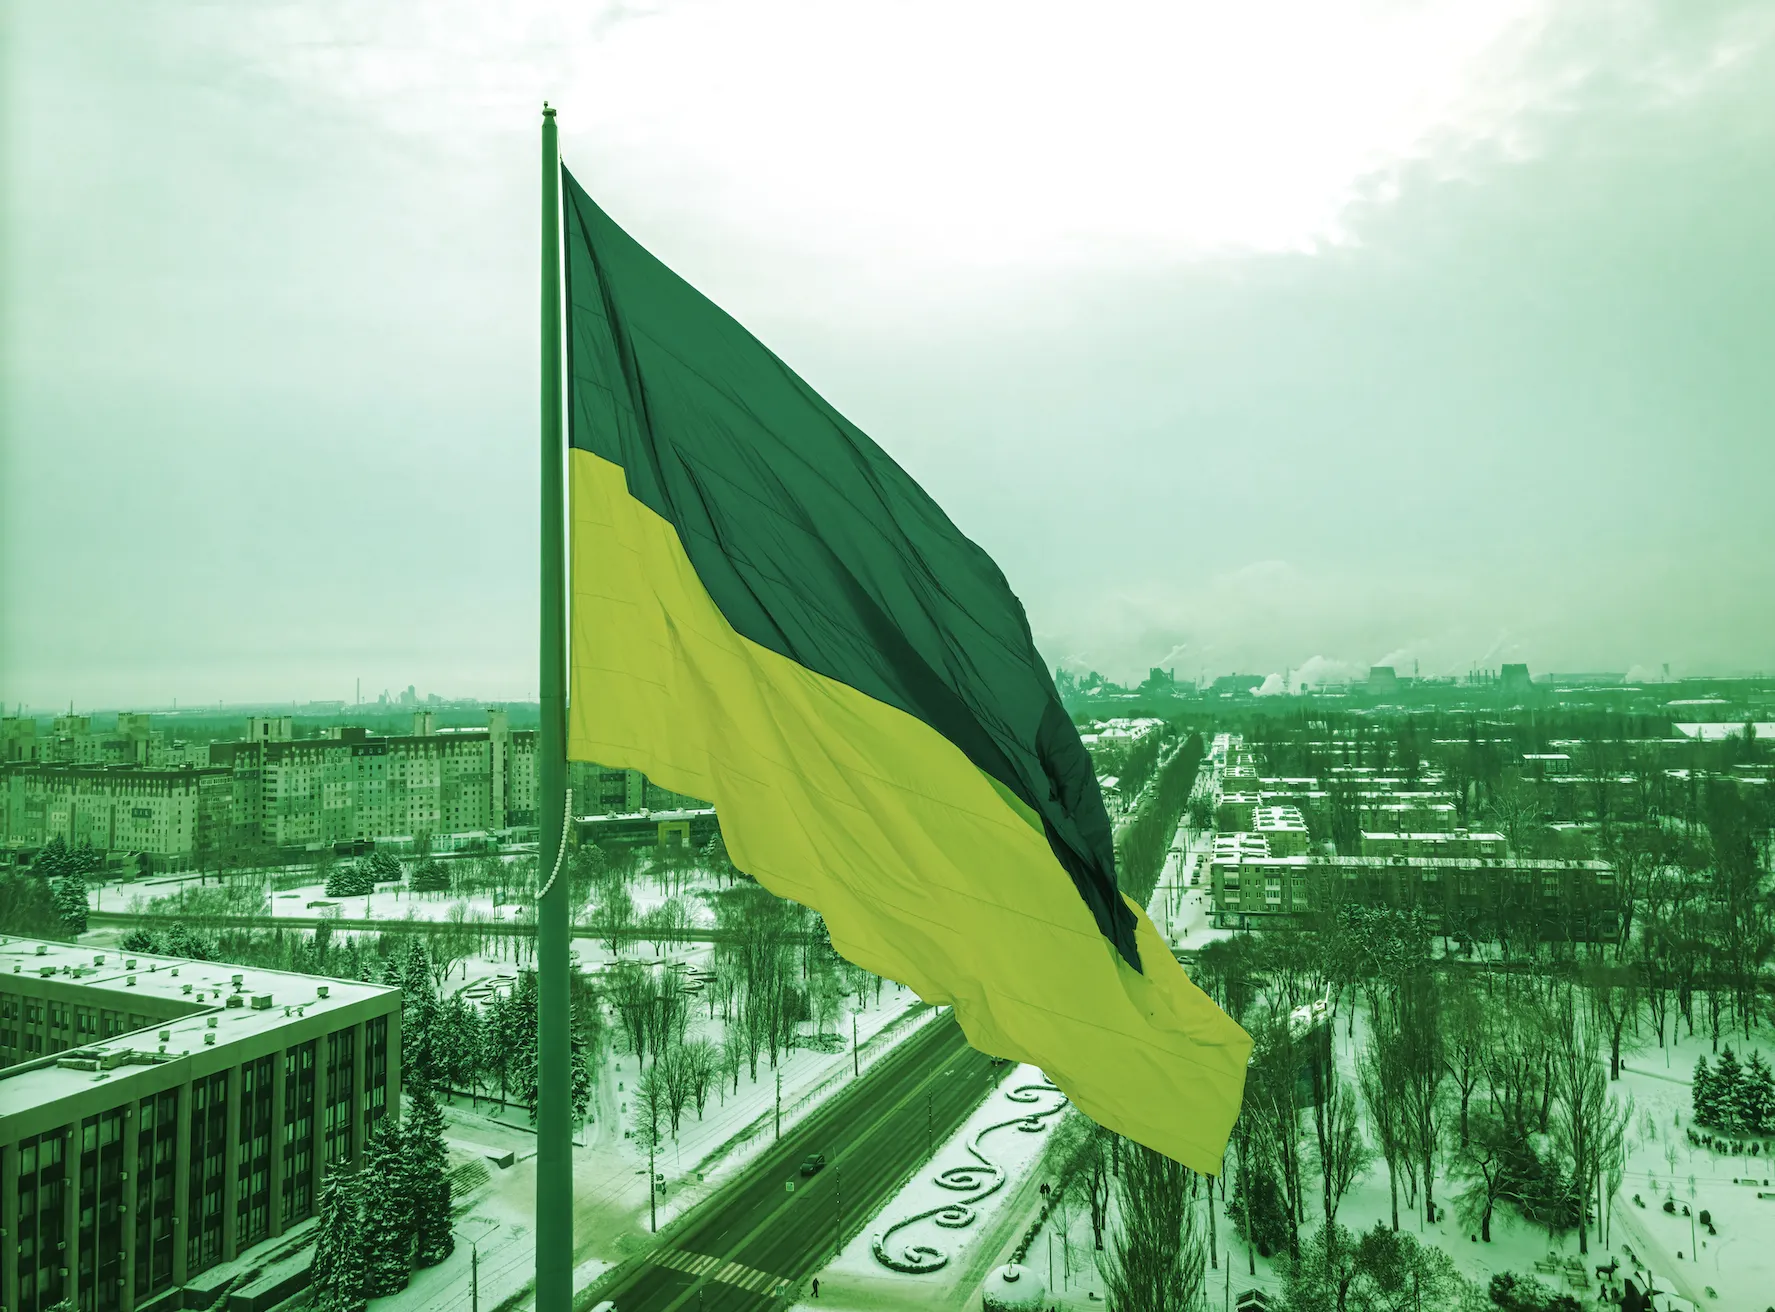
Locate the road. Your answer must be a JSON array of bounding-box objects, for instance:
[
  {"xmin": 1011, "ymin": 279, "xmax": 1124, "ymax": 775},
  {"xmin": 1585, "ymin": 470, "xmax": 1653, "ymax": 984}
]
[{"xmin": 577, "ymin": 1012, "xmax": 1010, "ymax": 1311}]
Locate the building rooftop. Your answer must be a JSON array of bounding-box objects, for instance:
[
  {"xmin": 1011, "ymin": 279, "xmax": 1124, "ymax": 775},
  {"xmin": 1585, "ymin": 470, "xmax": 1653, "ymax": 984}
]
[{"xmin": 0, "ymin": 935, "xmax": 397, "ymax": 1110}]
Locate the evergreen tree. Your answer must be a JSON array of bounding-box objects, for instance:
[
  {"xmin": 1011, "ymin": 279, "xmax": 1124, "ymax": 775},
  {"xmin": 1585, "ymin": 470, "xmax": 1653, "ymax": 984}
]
[
  {"xmin": 1740, "ymin": 1051, "xmax": 1775, "ymax": 1135},
  {"xmin": 405, "ymin": 990, "xmax": 444, "ymax": 1092},
  {"xmin": 404, "ymin": 1082, "xmax": 455, "ymax": 1267},
  {"xmin": 366, "ymin": 850, "xmax": 404, "ymax": 884},
  {"xmin": 0, "ymin": 871, "xmax": 64, "ymax": 939},
  {"xmin": 1693, "ymin": 1056, "xmax": 1717, "ymax": 1127},
  {"xmin": 1714, "ymin": 1047, "xmax": 1746, "ymax": 1133},
  {"xmin": 162, "ymin": 922, "xmax": 215, "ymax": 961},
  {"xmin": 50, "ymin": 876, "xmax": 88, "ymax": 934},
  {"xmin": 325, "ymin": 862, "xmax": 373, "ymax": 898},
  {"xmin": 410, "ymin": 858, "xmax": 450, "ymax": 893},
  {"xmin": 34, "ymin": 835, "xmax": 74, "ymax": 880},
  {"xmin": 309, "ymin": 1170, "xmax": 368, "ymax": 1312},
  {"xmin": 359, "ymin": 1118, "xmax": 414, "ymax": 1295}
]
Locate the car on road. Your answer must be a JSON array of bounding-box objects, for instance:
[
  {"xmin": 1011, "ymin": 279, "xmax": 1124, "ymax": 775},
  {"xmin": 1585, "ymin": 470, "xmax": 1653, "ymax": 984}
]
[{"xmin": 798, "ymin": 1153, "xmax": 827, "ymax": 1176}]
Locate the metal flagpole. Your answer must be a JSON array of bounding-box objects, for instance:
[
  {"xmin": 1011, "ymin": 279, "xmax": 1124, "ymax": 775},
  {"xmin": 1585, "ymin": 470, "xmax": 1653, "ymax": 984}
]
[{"xmin": 536, "ymin": 101, "xmax": 573, "ymax": 1312}]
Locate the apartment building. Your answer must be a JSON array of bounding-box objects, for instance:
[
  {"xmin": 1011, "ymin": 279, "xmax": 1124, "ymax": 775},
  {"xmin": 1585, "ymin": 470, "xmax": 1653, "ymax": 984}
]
[
  {"xmin": 1209, "ymin": 852, "xmax": 1618, "ymax": 939},
  {"xmin": 207, "ymin": 710, "xmax": 536, "ymax": 850},
  {"xmin": 0, "ymin": 767, "xmax": 232, "ymax": 866}
]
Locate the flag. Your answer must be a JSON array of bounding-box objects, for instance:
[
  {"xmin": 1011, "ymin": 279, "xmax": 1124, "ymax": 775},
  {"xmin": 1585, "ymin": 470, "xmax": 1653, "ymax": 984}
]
[{"xmin": 559, "ymin": 166, "xmax": 1250, "ymax": 1169}]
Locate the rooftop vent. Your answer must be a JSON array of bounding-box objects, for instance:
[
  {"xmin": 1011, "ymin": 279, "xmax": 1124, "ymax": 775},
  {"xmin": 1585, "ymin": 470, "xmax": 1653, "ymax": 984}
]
[
  {"xmin": 40, "ymin": 966, "xmax": 56, "ymax": 978},
  {"xmin": 202, "ymin": 1032, "xmax": 215, "ymax": 1046},
  {"xmin": 158, "ymin": 1030, "xmax": 170, "ymax": 1042},
  {"xmin": 316, "ymin": 985, "xmax": 330, "ymax": 1000},
  {"xmin": 225, "ymin": 995, "xmax": 244, "ymax": 1009},
  {"xmin": 231, "ymin": 973, "xmax": 244, "ymax": 988},
  {"xmin": 36, "ymin": 944, "xmax": 48, "ymax": 956},
  {"xmin": 126, "ymin": 975, "xmax": 136, "ymax": 988},
  {"xmin": 125, "ymin": 959, "xmax": 137, "ymax": 970},
  {"xmin": 205, "ymin": 1016, "xmax": 218, "ymax": 1029},
  {"xmin": 181, "ymin": 984, "xmax": 192, "ymax": 995},
  {"xmin": 93, "ymin": 954, "xmax": 105, "ymax": 966},
  {"xmin": 170, "ymin": 968, "xmax": 178, "ymax": 977},
  {"xmin": 250, "ymin": 994, "xmax": 272, "ymax": 1010}
]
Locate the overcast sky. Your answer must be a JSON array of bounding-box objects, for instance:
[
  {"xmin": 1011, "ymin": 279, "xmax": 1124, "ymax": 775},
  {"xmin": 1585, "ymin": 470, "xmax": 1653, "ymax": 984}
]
[{"xmin": 4, "ymin": 0, "xmax": 1773, "ymax": 711}]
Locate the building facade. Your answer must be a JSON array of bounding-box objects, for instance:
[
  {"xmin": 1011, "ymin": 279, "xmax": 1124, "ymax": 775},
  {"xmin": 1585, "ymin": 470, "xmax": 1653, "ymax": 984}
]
[
  {"xmin": 0, "ymin": 767, "xmax": 233, "ymax": 867},
  {"xmin": 207, "ymin": 710, "xmax": 537, "ymax": 851},
  {"xmin": 1210, "ymin": 852, "xmax": 1618, "ymax": 940},
  {"xmin": 0, "ymin": 936, "xmax": 400, "ymax": 1312}
]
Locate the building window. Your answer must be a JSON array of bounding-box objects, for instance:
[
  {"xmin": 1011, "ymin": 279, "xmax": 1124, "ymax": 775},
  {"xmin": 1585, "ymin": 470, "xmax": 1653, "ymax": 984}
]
[
  {"xmin": 363, "ymin": 1014, "xmax": 389, "ymax": 1136},
  {"xmin": 187, "ymin": 1072, "xmax": 228, "ymax": 1276},
  {"xmin": 235, "ymin": 1054, "xmax": 275, "ymax": 1248},
  {"xmin": 136, "ymin": 1089, "xmax": 178, "ymax": 1298},
  {"xmin": 283, "ymin": 1040, "xmax": 317, "ymax": 1224},
  {"xmin": 324, "ymin": 1027, "xmax": 357, "ymax": 1171},
  {"xmin": 76, "ymin": 1108, "xmax": 124, "ymax": 1312},
  {"xmin": 16, "ymin": 1128, "xmax": 69, "ymax": 1312}
]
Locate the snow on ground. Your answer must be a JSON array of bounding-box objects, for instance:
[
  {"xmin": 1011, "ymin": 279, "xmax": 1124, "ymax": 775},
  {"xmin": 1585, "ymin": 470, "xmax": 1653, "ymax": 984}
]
[{"xmin": 794, "ymin": 1064, "xmax": 1068, "ymax": 1311}]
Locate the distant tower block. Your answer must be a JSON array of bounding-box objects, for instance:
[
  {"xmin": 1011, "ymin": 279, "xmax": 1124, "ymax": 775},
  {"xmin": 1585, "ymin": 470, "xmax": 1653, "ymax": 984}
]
[
  {"xmin": 1366, "ymin": 666, "xmax": 1399, "ymax": 697},
  {"xmin": 1500, "ymin": 664, "xmax": 1533, "ymax": 698}
]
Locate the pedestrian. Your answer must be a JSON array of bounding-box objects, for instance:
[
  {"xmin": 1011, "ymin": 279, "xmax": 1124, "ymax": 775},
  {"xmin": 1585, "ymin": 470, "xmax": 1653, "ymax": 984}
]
[{"xmin": 812, "ymin": 1276, "xmax": 820, "ymax": 1298}]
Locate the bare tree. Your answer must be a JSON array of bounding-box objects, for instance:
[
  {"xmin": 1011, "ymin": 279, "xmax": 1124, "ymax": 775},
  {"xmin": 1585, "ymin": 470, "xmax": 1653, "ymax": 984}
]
[
  {"xmin": 1584, "ymin": 959, "xmax": 1641, "ymax": 1080},
  {"xmin": 1359, "ymin": 1022, "xmax": 1408, "ymax": 1232},
  {"xmin": 1441, "ymin": 976, "xmax": 1489, "ymax": 1149},
  {"xmin": 1096, "ymin": 1140, "xmax": 1206, "ymax": 1312},
  {"xmin": 684, "ymin": 1038, "xmax": 719, "ymax": 1120},
  {"xmin": 719, "ymin": 1029, "xmax": 746, "ymax": 1097},
  {"xmin": 1395, "ymin": 973, "xmax": 1448, "ymax": 1226},
  {"xmin": 633, "ymin": 1064, "xmax": 667, "ymax": 1232},
  {"xmin": 1315, "ymin": 1073, "xmax": 1371, "ymax": 1236},
  {"xmin": 1451, "ymin": 1110, "xmax": 1515, "ymax": 1243},
  {"xmin": 658, "ymin": 1041, "xmax": 694, "ymax": 1136},
  {"xmin": 1550, "ymin": 987, "xmax": 1607, "ymax": 1254}
]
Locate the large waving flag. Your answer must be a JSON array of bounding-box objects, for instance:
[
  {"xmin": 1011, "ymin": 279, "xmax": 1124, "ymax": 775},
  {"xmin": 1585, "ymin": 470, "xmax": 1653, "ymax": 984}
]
[{"xmin": 560, "ymin": 165, "xmax": 1250, "ymax": 1169}]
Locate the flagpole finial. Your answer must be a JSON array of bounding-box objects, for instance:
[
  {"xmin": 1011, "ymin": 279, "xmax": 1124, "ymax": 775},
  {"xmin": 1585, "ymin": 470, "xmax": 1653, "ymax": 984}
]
[{"xmin": 543, "ymin": 102, "xmax": 556, "ymax": 119}]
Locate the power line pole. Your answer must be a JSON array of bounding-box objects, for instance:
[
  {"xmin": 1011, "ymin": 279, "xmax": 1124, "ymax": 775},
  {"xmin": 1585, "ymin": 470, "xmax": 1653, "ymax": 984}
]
[{"xmin": 775, "ymin": 1063, "xmax": 782, "ymax": 1140}]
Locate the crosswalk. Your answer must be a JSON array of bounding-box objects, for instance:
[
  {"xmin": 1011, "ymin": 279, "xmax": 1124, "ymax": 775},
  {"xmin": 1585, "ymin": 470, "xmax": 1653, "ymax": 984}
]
[{"xmin": 649, "ymin": 1247, "xmax": 792, "ymax": 1299}]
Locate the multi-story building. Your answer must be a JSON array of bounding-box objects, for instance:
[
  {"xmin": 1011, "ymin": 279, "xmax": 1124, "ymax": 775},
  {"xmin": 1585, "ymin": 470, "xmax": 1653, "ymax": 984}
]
[
  {"xmin": 566, "ymin": 762, "xmax": 705, "ymax": 818},
  {"xmin": 1209, "ymin": 852, "xmax": 1618, "ymax": 939},
  {"xmin": 1354, "ymin": 796, "xmax": 1458, "ymax": 833},
  {"xmin": 1215, "ymin": 792, "xmax": 1263, "ymax": 832},
  {"xmin": 1252, "ymin": 805, "xmax": 1312, "ymax": 856},
  {"xmin": 2, "ymin": 719, "xmax": 41, "ymax": 764},
  {"xmin": 0, "ymin": 767, "xmax": 233, "ymax": 867},
  {"xmin": 1360, "ymin": 830, "xmax": 1506, "ymax": 860},
  {"xmin": 0, "ymin": 936, "xmax": 400, "ymax": 1312},
  {"xmin": 208, "ymin": 710, "xmax": 536, "ymax": 850}
]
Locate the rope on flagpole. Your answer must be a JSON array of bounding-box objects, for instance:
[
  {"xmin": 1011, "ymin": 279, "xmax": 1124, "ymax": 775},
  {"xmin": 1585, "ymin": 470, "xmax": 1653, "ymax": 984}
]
[{"xmin": 537, "ymin": 787, "xmax": 573, "ymax": 900}]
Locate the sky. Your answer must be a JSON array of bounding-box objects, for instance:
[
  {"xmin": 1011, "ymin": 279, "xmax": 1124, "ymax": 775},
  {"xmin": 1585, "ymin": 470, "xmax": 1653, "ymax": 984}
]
[{"xmin": 3, "ymin": 0, "xmax": 1773, "ymax": 711}]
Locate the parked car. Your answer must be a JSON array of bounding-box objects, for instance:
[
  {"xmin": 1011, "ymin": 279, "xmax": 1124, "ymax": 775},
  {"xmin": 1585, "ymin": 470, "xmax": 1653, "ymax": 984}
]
[{"xmin": 799, "ymin": 1153, "xmax": 827, "ymax": 1176}]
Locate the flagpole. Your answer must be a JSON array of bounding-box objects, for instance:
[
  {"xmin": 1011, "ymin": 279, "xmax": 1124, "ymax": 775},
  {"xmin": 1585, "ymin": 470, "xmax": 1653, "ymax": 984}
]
[{"xmin": 536, "ymin": 101, "xmax": 573, "ymax": 1312}]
